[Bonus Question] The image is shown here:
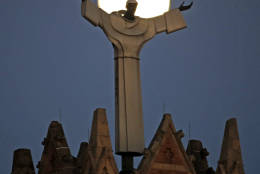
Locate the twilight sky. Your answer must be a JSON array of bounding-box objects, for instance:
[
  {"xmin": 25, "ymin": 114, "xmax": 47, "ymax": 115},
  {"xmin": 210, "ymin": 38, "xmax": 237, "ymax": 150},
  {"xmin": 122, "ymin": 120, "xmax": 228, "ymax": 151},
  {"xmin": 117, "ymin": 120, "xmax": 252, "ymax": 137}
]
[{"xmin": 0, "ymin": 0, "xmax": 259, "ymax": 173}]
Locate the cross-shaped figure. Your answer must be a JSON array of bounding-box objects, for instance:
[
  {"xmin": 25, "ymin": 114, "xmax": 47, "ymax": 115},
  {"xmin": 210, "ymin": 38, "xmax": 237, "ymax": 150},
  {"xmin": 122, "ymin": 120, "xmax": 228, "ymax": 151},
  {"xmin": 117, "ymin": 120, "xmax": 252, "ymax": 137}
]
[{"xmin": 81, "ymin": 0, "xmax": 192, "ymax": 156}]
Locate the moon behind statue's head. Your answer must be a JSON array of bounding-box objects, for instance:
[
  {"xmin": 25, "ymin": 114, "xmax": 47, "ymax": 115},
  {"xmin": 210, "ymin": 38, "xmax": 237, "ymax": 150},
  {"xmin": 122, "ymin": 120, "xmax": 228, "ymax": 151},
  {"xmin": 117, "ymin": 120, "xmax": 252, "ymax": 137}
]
[{"xmin": 98, "ymin": 0, "xmax": 171, "ymax": 18}]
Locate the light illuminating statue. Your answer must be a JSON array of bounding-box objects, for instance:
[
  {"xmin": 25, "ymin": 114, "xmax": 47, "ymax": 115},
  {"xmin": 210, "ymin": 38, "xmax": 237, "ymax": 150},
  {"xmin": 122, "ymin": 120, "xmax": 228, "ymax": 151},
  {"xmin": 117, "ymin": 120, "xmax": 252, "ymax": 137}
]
[{"xmin": 81, "ymin": 0, "xmax": 192, "ymax": 172}]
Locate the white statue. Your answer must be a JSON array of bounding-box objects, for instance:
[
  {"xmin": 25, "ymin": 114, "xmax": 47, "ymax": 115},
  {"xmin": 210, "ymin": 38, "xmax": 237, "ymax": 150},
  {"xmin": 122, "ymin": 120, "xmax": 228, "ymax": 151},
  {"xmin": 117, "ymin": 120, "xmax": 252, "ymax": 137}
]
[{"xmin": 81, "ymin": 0, "xmax": 192, "ymax": 156}]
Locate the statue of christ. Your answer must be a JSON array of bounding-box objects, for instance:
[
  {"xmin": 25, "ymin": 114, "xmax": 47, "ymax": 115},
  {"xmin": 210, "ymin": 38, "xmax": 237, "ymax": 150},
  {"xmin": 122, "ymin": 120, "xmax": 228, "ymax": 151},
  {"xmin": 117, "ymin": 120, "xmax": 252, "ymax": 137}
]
[{"xmin": 81, "ymin": 0, "xmax": 192, "ymax": 156}]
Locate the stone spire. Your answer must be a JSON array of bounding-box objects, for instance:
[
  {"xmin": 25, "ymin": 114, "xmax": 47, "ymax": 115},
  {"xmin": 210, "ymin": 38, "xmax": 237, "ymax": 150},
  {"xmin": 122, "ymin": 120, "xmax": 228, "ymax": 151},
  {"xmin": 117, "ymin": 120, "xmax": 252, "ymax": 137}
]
[
  {"xmin": 80, "ymin": 108, "xmax": 118, "ymax": 174},
  {"xmin": 89, "ymin": 108, "xmax": 113, "ymax": 157},
  {"xmin": 11, "ymin": 149, "xmax": 35, "ymax": 174},
  {"xmin": 216, "ymin": 118, "xmax": 245, "ymax": 174},
  {"xmin": 138, "ymin": 114, "xmax": 196, "ymax": 174},
  {"xmin": 37, "ymin": 121, "xmax": 77, "ymax": 174}
]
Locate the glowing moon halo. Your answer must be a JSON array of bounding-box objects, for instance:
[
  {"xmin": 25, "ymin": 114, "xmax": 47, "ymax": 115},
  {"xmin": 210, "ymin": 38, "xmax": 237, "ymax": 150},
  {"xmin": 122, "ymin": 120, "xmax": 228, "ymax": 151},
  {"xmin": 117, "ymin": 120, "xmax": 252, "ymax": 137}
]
[{"xmin": 98, "ymin": 0, "xmax": 171, "ymax": 18}]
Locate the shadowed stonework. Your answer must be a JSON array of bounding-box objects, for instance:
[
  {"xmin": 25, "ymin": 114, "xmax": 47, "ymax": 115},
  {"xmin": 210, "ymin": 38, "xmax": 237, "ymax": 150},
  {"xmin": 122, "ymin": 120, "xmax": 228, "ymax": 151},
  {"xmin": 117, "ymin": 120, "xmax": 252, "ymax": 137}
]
[
  {"xmin": 10, "ymin": 109, "xmax": 245, "ymax": 174},
  {"xmin": 11, "ymin": 149, "xmax": 35, "ymax": 174},
  {"xmin": 186, "ymin": 140, "xmax": 215, "ymax": 174},
  {"xmin": 37, "ymin": 121, "xmax": 77, "ymax": 174}
]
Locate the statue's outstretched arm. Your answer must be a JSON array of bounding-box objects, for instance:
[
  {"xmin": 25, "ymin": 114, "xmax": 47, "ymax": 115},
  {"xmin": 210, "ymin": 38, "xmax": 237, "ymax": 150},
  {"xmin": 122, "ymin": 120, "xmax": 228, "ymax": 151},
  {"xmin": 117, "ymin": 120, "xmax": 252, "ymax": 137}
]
[
  {"xmin": 151, "ymin": 1, "xmax": 193, "ymax": 34},
  {"xmin": 81, "ymin": 0, "xmax": 103, "ymax": 27},
  {"xmin": 151, "ymin": 8, "xmax": 187, "ymax": 34}
]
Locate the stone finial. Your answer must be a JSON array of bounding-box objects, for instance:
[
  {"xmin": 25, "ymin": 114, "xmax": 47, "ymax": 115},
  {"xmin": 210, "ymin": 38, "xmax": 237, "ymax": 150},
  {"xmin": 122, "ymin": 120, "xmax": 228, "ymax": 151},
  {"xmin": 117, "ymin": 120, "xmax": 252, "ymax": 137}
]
[
  {"xmin": 186, "ymin": 140, "xmax": 215, "ymax": 174},
  {"xmin": 77, "ymin": 142, "xmax": 89, "ymax": 166},
  {"xmin": 216, "ymin": 118, "xmax": 245, "ymax": 174},
  {"xmin": 11, "ymin": 149, "xmax": 35, "ymax": 174},
  {"xmin": 138, "ymin": 114, "xmax": 196, "ymax": 174},
  {"xmin": 76, "ymin": 142, "xmax": 91, "ymax": 174},
  {"xmin": 38, "ymin": 121, "xmax": 76, "ymax": 174}
]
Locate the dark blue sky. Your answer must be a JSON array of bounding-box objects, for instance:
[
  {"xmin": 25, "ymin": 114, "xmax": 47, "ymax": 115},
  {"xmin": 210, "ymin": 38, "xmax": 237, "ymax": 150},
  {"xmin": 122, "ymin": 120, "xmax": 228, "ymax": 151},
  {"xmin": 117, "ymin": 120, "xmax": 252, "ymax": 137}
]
[{"xmin": 0, "ymin": 0, "xmax": 259, "ymax": 173}]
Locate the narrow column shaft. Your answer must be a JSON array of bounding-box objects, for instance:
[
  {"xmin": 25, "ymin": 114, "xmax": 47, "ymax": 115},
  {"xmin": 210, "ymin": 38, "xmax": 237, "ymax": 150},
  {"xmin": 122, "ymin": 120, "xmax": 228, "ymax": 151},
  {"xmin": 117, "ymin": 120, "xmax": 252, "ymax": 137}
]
[{"xmin": 114, "ymin": 56, "xmax": 144, "ymax": 155}]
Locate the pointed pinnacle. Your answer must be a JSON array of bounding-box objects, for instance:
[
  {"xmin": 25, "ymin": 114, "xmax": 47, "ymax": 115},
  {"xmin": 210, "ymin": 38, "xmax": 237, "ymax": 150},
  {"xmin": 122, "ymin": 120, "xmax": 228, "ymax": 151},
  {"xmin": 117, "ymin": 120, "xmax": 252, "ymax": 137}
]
[
  {"xmin": 38, "ymin": 121, "xmax": 74, "ymax": 174},
  {"xmin": 11, "ymin": 149, "xmax": 35, "ymax": 174},
  {"xmin": 217, "ymin": 118, "xmax": 245, "ymax": 174},
  {"xmin": 89, "ymin": 108, "xmax": 113, "ymax": 156}
]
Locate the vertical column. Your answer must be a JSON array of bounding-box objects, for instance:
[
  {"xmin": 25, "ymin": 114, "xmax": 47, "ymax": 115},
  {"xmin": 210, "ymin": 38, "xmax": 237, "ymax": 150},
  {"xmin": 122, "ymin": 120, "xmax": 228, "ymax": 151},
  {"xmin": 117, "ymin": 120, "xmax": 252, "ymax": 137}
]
[{"xmin": 114, "ymin": 56, "xmax": 144, "ymax": 155}]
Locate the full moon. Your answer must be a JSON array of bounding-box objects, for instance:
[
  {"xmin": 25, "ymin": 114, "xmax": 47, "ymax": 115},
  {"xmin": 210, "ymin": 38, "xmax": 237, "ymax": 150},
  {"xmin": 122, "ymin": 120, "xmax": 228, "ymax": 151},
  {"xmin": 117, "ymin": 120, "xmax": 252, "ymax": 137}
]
[{"xmin": 98, "ymin": 0, "xmax": 171, "ymax": 18}]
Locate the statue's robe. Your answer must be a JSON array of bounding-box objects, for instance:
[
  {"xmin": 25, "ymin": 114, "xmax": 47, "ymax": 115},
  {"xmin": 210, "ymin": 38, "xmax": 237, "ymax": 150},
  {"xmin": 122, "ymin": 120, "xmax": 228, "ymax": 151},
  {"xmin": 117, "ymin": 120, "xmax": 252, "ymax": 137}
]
[{"xmin": 81, "ymin": 0, "xmax": 187, "ymax": 155}]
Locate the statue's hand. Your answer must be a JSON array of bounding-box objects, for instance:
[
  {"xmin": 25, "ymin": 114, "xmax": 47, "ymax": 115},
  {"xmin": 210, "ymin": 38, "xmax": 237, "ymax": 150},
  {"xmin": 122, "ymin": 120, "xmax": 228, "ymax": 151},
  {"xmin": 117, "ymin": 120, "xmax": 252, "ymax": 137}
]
[{"xmin": 178, "ymin": 1, "xmax": 193, "ymax": 11}]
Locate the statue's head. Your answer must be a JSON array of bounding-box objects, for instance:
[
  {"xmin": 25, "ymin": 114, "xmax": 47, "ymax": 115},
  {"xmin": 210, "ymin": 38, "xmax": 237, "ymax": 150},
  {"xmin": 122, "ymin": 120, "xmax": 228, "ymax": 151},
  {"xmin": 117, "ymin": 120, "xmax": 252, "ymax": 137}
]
[{"xmin": 125, "ymin": 0, "xmax": 138, "ymax": 20}]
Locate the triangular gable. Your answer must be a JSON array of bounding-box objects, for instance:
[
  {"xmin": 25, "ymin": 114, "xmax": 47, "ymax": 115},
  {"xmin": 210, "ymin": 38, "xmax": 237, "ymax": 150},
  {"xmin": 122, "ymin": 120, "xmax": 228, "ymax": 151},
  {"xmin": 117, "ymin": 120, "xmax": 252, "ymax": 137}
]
[
  {"xmin": 37, "ymin": 121, "xmax": 76, "ymax": 174},
  {"xmin": 138, "ymin": 114, "xmax": 196, "ymax": 174}
]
